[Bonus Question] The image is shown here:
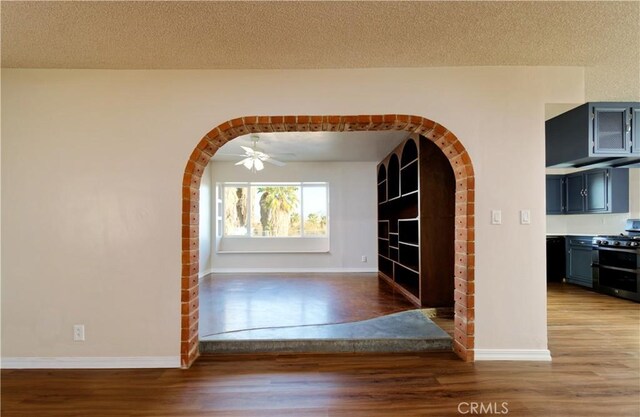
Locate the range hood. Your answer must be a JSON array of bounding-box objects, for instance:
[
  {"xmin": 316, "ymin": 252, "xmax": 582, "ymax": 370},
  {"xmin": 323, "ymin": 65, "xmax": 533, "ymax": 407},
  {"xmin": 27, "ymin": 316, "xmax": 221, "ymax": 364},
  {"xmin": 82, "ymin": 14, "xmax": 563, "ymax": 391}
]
[{"xmin": 546, "ymin": 102, "xmax": 639, "ymax": 169}]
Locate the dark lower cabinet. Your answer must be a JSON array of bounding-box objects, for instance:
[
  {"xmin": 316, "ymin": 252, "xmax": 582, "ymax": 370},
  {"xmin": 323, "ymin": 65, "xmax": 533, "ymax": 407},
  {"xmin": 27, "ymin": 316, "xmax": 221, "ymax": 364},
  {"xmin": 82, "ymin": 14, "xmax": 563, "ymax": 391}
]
[
  {"xmin": 565, "ymin": 236, "xmax": 594, "ymax": 288},
  {"xmin": 546, "ymin": 236, "xmax": 566, "ymax": 282}
]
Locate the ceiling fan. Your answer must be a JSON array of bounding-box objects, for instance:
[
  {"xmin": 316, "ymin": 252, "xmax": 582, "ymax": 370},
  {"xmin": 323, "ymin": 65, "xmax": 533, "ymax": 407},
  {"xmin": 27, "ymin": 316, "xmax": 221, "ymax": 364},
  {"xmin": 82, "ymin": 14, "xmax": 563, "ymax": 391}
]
[{"xmin": 235, "ymin": 134, "xmax": 286, "ymax": 172}]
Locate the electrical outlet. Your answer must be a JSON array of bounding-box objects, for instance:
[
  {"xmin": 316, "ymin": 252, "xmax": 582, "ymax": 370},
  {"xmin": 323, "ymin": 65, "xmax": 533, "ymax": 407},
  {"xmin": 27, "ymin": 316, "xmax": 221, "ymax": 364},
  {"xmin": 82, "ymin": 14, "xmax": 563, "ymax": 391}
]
[
  {"xmin": 73, "ymin": 324, "xmax": 85, "ymax": 341},
  {"xmin": 361, "ymin": 255, "xmax": 367, "ymax": 263}
]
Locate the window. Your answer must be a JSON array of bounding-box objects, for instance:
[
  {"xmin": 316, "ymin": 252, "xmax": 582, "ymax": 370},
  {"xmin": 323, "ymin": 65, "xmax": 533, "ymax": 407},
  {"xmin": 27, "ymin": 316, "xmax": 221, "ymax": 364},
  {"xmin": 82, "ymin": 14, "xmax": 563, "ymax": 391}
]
[{"xmin": 221, "ymin": 182, "xmax": 328, "ymax": 238}]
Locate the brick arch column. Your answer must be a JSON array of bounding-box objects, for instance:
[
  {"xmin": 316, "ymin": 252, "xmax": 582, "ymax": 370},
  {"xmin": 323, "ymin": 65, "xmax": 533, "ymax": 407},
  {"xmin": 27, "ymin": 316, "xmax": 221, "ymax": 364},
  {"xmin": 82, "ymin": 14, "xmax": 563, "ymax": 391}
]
[{"xmin": 181, "ymin": 115, "xmax": 475, "ymax": 368}]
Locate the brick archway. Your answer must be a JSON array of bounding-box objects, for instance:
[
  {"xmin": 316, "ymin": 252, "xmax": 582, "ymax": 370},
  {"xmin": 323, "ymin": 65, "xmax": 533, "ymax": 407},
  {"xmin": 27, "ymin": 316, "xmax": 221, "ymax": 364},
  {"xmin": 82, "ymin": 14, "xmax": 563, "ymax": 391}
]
[{"xmin": 181, "ymin": 115, "xmax": 475, "ymax": 368}]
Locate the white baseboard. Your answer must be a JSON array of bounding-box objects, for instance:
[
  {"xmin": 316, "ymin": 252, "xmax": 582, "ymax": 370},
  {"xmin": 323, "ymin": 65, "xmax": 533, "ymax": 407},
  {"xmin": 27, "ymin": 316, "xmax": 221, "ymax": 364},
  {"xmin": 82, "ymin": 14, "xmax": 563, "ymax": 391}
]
[
  {"xmin": 474, "ymin": 349, "xmax": 552, "ymax": 361},
  {"xmin": 1, "ymin": 356, "xmax": 181, "ymax": 369},
  {"xmin": 199, "ymin": 268, "xmax": 213, "ymax": 278},
  {"xmin": 210, "ymin": 267, "xmax": 378, "ymax": 274}
]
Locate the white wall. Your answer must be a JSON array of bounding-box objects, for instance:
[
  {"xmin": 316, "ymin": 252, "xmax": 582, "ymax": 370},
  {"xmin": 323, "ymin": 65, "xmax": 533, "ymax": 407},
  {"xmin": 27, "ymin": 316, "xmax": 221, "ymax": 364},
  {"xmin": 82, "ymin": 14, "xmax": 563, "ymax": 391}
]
[
  {"xmin": 209, "ymin": 161, "xmax": 377, "ymax": 272},
  {"xmin": 546, "ymin": 168, "xmax": 640, "ymax": 235},
  {"xmin": 198, "ymin": 163, "xmax": 212, "ymax": 276},
  {"xmin": 1, "ymin": 67, "xmax": 585, "ymax": 362}
]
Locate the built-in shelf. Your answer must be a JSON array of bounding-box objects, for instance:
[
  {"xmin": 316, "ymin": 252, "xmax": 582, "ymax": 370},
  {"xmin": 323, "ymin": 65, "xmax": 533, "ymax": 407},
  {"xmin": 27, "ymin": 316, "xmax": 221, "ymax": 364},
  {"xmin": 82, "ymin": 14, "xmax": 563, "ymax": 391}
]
[
  {"xmin": 399, "ymin": 243, "xmax": 419, "ymax": 272},
  {"xmin": 401, "ymin": 189, "xmax": 419, "ymax": 198},
  {"xmin": 394, "ymin": 264, "xmax": 420, "ymax": 298},
  {"xmin": 378, "ymin": 238, "xmax": 389, "ymax": 257},
  {"xmin": 401, "ymin": 158, "xmax": 418, "ymax": 169},
  {"xmin": 398, "ymin": 219, "xmax": 419, "ymax": 245},
  {"xmin": 401, "ymin": 138, "xmax": 418, "ymax": 167},
  {"xmin": 379, "ymin": 255, "xmax": 393, "ymax": 278},
  {"xmin": 401, "ymin": 160, "xmax": 419, "ymax": 195},
  {"xmin": 398, "ymin": 241, "xmax": 419, "ymax": 248},
  {"xmin": 387, "ymin": 154, "xmax": 400, "ymax": 199},
  {"xmin": 376, "ymin": 135, "xmax": 455, "ymax": 308},
  {"xmin": 378, "ymin": 221, "xmax": 389, "ymax": 238}
]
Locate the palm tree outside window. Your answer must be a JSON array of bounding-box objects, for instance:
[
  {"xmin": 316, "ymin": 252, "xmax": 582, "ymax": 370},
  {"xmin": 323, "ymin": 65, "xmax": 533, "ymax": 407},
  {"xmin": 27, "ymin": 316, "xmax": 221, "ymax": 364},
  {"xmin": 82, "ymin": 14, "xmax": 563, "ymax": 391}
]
[{"xmin": 222, "ymin": 182, "xmax": 328, "ymax": 237}]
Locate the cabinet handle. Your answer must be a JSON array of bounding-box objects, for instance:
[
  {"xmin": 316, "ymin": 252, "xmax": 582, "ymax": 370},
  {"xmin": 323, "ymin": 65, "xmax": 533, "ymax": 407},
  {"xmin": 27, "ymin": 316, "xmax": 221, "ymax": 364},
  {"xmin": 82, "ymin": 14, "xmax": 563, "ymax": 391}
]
[{"xmin": 627, "ymin": 122, "xmax": 632, "ymax": 133}]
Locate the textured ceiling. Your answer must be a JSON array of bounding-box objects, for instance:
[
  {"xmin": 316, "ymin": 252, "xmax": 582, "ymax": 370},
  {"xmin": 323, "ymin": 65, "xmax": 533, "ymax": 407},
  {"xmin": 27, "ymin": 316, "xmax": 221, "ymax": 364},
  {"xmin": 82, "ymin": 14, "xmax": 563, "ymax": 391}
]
[
  {"xmin": 212, "ymin": 131, "xmax": 411, "ymax": 163},
  {"xmin": 2, "ymin": 1, "xmax": 639, "ymax": 70}
]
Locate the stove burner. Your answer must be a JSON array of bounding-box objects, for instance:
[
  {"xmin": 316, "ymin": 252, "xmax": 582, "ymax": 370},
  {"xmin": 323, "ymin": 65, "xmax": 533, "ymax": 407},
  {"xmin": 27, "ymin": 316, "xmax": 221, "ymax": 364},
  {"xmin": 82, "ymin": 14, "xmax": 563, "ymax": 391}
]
[{"xmin": 593, "ymin": 235, "xmax": 640, "ymax": 248}]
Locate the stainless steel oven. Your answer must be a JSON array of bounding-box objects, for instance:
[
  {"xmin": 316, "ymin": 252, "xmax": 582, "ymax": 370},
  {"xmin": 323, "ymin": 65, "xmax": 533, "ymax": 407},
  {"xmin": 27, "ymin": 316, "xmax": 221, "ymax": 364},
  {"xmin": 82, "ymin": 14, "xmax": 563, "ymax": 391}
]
[{"xmin": 592, "ymin": 219, "xmax": 640, "ymax": 303}]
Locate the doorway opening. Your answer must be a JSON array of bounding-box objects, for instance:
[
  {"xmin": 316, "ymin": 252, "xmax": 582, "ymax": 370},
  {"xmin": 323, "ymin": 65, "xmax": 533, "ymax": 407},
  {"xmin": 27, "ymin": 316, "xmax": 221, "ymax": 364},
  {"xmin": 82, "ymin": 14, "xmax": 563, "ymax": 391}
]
[{"xmin": 181, "ymin": 115, "xmax": 475, "ymax": 368}]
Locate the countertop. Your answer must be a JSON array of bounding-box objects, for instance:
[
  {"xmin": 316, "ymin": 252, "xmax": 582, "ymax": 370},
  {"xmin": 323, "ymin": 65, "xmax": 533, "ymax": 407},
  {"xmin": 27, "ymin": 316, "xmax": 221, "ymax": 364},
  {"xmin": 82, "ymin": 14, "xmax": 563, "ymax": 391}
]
[{"xmin": 546, "ymin": 233, "xmax": 597, "ymax": 237}]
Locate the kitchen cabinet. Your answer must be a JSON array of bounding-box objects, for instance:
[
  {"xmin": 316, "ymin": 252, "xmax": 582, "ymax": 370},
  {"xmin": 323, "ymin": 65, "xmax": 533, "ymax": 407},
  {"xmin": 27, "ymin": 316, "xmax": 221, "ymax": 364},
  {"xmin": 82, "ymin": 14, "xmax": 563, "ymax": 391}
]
[
  {"xmin": 566, "ymin": 168, "xmax": 628, "ymax": 214},
  {"xmin": 565, "ymin": 173, "xmax": 585, "ymax": 213},
  {"xmin": 547, "ymin": 236, "xmax": 566, "ymax": 282},
  {"xmin": 593, "ymin": 104, "xmax": 632, "ymax": 155},
  {"xmin": 546, "ymin": 168, "xmax": 628, "ymax": 215},
  {"xmin": 565, "ymin": 236, "xmax": 594, "ymax": 288},
  {"xmin": 546, "ymin": 175, "xmax": 565, "ymax": 214},
  {"xmin": 546, "ymin": 102, "xmax": 640, "ymax": 168}
]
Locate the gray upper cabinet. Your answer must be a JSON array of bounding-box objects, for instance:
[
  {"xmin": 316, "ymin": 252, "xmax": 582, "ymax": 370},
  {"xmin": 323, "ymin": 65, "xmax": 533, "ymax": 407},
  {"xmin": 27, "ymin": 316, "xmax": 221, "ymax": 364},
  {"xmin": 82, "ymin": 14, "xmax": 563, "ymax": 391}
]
[
  {"xmin": 545, "ymin": 175, "xmax": 565, "ymax": 214},
  {"xmin": 593, "ymin": 105, "xmax": 630, "ymax": 155},
  {"xmin": 584, "ymin": 169, "xmax": 608, "ymax": 212},
  {"xmin": 546, "ymin": 102, "xmax": 640, "ymax": 167},
  {"xmin": 565, "ymin": 173, "xmax": 585, "ymax": 213},
  {"xmin": 546, "ymin": 168, "xmax": 629, "ymax": 215}
]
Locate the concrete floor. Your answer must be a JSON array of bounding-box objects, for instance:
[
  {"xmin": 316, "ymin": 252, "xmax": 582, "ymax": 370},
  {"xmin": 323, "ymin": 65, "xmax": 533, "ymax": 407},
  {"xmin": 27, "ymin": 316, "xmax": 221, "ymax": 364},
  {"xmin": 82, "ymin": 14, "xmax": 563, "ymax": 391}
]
[
  {"xmin": 200, "ymin": 309, "xmax": 451, "ymax": 353},
  {"xmin": 198, "ymin": 274, "xmax": 453, "ymax": 354}
]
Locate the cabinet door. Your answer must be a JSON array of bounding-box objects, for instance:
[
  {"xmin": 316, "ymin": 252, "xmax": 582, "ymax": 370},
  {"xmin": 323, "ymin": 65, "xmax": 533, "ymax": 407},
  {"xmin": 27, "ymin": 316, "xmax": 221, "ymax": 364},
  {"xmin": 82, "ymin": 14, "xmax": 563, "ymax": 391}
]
[
  {"xmin": 593, "ymin": 106, "xmax": 631, "ymax": 155},
  {"xmin": 632, "ymin": 106, "xmax": 639, "ymax": 155},
  {"xmin": 546, "ymin": 175, "xmax": 565, "ymax": 214},
  {"xmin": 565, "ymin": 173, "xmax": 585, "ymax": 213},
  {"xmin": 585, "ymin": 169, "xmax": 609, "ymax": 212},
  {"xmin": 567, "ymin": 245, "xmax": 594, "ymax": 287}
]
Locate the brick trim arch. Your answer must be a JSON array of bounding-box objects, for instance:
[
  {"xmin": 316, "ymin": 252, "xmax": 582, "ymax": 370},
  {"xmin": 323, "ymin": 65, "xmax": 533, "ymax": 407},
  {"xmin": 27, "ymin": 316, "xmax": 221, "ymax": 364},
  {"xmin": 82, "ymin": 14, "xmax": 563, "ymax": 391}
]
[{"xmin": 181, "ymin": 115, "xmax": 475, "ymax": 368}]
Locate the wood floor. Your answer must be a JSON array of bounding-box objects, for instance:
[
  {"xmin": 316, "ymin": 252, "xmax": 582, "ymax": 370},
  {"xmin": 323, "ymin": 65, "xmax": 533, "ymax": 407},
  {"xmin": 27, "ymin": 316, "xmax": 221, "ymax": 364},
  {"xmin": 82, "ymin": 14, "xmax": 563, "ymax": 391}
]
[
  {"xmin": 2, "ymin": 283, "xmax": 639, "ymax": 416},
  {"xmin": 199, "ymin": 273, "xmax": 417, "ymax": 337}
]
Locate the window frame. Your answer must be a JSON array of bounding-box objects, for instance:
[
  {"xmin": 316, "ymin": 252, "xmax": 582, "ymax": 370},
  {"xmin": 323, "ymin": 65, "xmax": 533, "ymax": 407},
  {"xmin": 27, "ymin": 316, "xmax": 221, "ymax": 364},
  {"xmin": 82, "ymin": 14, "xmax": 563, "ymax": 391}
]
[{"xmin": 220, "ymin": 181, "xmax": 329, "ymax": 239}]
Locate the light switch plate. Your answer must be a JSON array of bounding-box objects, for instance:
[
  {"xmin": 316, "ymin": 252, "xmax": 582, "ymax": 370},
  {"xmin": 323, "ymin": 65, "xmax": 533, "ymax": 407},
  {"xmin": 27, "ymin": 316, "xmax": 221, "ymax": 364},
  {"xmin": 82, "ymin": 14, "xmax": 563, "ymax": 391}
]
[
  {"xmin": 491, "ymin": 210, "xmax": 502, "ymax": 225},
  {"xmin": 520, "ymin": 209, "xmax": 531, "ymax": 225}
]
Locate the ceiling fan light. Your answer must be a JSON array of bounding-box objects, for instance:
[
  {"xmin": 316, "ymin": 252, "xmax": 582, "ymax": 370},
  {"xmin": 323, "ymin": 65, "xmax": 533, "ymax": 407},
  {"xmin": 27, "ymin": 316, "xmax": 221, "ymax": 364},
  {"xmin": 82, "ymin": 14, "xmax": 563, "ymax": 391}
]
[
  {"xmin": 254, "ymin": 159, "xmax": 264, "ymax": 171},
  {"xmin": 242, "ymin": 158, "xmax": 254, "ymax": 169}
]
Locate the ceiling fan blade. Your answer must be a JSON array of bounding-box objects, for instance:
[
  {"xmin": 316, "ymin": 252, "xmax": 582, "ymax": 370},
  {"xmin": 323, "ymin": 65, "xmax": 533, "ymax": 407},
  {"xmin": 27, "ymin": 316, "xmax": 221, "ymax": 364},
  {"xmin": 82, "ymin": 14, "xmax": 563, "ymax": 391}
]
[
  {"xmin": 242, "ymin": 158, "xmax": 254, "ymax": 169},
  {"xmin": 240, "ymin": 146, "xmax": 256, "ymax": 155},
  {"xmin": 264, "ymin": 158, "xmax": 286, "ymax": 166},
  {"xmin": 235, "ymin": 157, "xmax": 252, "ymax": 166}
]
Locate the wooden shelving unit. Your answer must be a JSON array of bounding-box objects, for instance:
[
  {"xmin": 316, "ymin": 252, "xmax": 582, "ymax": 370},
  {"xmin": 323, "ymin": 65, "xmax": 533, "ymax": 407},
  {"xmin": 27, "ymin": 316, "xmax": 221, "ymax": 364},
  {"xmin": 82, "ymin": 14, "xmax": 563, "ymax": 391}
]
[{"xmin": 377, "ymin": 135, "xmax": 455, "ymax": 308}]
